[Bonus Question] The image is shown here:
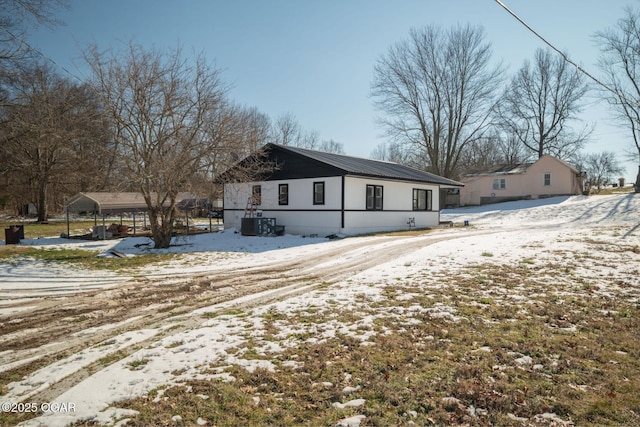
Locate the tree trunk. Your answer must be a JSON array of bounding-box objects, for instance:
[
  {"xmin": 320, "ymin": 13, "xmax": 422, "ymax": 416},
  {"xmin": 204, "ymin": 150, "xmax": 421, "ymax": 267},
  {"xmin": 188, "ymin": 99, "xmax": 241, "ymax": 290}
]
[
  {"xmin": 635, "ymin": 165, "xmax": 640, "ymax": 193},
  {"xmin": 148, "ymin": 206, "xmax": 175, "ymax": 249},
  {"xmin": 152, "ymin": 226, "xmax": 173, "ymax": 249},
  {"xmin": 37, "ymin": 181, "xmax": 48, "ymax": 222},
  {"xmin": 538, "ymin": 141, "xmax": 544, "ymax": 159}
]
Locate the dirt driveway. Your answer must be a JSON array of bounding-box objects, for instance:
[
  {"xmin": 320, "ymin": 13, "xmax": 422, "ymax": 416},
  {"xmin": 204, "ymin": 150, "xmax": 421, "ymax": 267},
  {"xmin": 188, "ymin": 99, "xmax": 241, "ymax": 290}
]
[{"xmin": 0, "ymin": 226, "xmax": 492, "ymax": 410}]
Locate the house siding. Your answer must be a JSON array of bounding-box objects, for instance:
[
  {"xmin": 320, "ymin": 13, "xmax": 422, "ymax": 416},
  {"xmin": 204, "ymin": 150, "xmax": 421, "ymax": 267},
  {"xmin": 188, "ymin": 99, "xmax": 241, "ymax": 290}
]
[
  {"xmin": 341, "ymin": 176, "xmax": 439, "ymax": 235},
  {"xmin": 223, "ymin": 177, "xmax": 343, "ymax": 235},
  {"xmin": 223, "ymin": 176, "xmax": 441, "ymax": 236},
  {"xmin": 222, "ymin": 144, "xmax": 462, "ymax": 236},
  {"xmin": 460, "ymin": 155, "xmax": 581, "ymax": 206},
  {"xmin": 526, "ymin": 157, "xmax": 581, "ymax": 196}
]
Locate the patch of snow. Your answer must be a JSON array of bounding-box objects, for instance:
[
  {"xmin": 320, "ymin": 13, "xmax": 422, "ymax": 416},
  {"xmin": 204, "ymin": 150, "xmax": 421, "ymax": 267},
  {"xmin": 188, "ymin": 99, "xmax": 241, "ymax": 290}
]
[
  {"xmin": 4, "ymin": 194, "xmax": 640, "ymax": 426},
  {"xmin": 335, "ymin": 414, "xmax": 366, "ymax": 427},
  {"xmin": 332, "ymin": 398, "xmax": 366, "ymax": 409},
  {"xmin": 342, "ymin": 385, "xmax": 361, "ymax": 394},
  {"xmin": 514, "ymin": 355, "xmax": 533, "ymax": 366}
]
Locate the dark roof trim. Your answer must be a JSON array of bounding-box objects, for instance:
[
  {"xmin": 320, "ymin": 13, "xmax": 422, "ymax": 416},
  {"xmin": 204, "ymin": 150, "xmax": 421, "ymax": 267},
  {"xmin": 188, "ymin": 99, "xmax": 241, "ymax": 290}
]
[{"xmin": 266, "ymin": 144, "xmax": 463, "ymax": 187}]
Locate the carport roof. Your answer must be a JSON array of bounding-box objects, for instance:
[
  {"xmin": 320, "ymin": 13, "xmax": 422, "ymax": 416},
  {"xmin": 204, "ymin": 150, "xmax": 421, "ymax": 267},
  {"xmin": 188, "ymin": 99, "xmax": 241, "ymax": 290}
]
[{"xmin": 65, "ymin": 192, "xmax": 192, "ymax": 215}]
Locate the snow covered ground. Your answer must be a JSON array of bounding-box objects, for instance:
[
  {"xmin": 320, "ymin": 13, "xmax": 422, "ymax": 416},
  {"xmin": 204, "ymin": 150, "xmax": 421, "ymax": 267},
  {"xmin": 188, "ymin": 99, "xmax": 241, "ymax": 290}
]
[{"xmin": 1, "ymin": 194, "xmax": 639, "ymax": 426}]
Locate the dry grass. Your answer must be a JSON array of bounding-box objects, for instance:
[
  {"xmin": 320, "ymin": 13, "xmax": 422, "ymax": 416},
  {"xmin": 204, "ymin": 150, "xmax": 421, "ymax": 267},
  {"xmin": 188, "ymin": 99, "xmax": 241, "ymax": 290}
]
[
  {"xmin": 82, "ymin": 238, "xmax": 640, "ymax": 427},
  {"xmin": 0, "ymin": 220, "xmax": 97, "ymax": 239},
  {"xmin": 0, "ymin": 246, "xmax": 176, "ymax": 271},
  {"xmin": 2, "ymin": 220, "xmax": 636, "ymax": 427}
]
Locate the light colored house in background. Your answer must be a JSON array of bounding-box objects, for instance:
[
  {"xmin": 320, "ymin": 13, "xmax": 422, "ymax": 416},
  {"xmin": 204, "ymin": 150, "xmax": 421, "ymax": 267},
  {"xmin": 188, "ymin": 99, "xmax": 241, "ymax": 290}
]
[
  {"xmin": 223, "ymin": 144, "xmax": 463, "ymax": 236},
  {"xmin": 460, "ymin": 155, "xmax": 584, "ymax": 206}
]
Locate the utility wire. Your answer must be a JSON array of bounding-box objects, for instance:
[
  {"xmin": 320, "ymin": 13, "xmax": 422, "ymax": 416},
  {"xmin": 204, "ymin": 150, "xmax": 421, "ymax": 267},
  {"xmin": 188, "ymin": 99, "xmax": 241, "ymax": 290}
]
[{"xmin": 493, "ymin": 0, "xmax": 617, "ymax": 96}]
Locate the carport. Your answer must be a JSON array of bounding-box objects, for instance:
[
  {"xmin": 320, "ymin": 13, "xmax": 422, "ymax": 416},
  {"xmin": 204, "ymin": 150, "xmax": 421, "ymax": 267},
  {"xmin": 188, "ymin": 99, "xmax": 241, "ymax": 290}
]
[{"xmin": 64, "ymin": 192, "xmax": 192, "ymax": 239}]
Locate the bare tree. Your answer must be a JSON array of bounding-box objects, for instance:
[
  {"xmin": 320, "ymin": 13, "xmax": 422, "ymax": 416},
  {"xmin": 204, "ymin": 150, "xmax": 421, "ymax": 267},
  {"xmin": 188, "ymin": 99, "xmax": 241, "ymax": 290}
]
[
  {"xmin": 371, "ymin": 24, "xmax": 503, "ymax": 178},
  {"xmin": 370, "ymin": 141, "xmax": 415, "ymax": 165},
  {"xmin": 270, "ymin": 112, "xmax": 320, "ymax": 149},
  {"xmin": 496, "ymin": 132, "xmax": 529, "ymax": 165},
  {"xmin": 196, "ymin": 104, "xmax": 273, "ymax": 201},
  {"xmin": 456, "ymin": 134, "xmax": 507, "ymax": 175},
  {"xmin": 317, "ymin": 139, "xmax": 345, "ymax": 154},
  {"xmin": 498, "ymin": 48, "xmax": 591, "ymax": 160},
  {"xmin": 270, "ymin": 112, "xmax": 299, "ymax": 146},
  {"xmin": 437, "ymin": 129, "xmax": 532, "ymax": 178},
  {"xmin": 84, "ymin": 42, "xmax": 232, "ymax": 248},
  {"xmin": 0, "ymin": 0, "xmax": 69, "ymax": 72},
  {"xmin": 235, "ymin": 106, "xmax": 271, "ymax": 153},
  {"xmin": 268, "ymin": 112, "xmax": 345, "ymax": 153},
  {"xmin": 370, "ymin": 142, "xmax": 396, "ymax": 162},
  {"xmin": 574, "ymin": 151, "xmax": 623, "ymax": 194},
  {"xmin": 595, "ymin": 6, "xmax": 640, "ymax": 191},
  {"xmin": 0, "ymin": 62, "xmax": 110, "ymax": 220}
]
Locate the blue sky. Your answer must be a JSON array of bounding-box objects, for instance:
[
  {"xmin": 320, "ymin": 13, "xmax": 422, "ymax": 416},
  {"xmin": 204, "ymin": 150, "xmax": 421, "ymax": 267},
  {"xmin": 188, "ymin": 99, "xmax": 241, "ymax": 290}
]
[{"xmin": 28, "ymin": 0, "xmax": 637, "ymax": 181}]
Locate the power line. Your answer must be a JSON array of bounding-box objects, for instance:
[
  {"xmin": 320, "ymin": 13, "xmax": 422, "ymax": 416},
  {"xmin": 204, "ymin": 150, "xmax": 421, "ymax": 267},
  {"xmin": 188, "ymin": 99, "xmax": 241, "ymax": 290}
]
[{"xmin": 493, "ymin": 0, "xmax": 617, "ymax": 96}]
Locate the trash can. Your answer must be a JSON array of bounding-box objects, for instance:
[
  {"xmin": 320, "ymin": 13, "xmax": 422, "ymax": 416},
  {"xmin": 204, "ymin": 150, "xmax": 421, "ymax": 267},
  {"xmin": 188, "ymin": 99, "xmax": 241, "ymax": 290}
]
[
  {"xmin": 4, "ymin": 226, "xmax": 20, "ymax": 244},
  {"xmin": 11, "ymin": 224, "xmax": 25, "ymax": 239}
]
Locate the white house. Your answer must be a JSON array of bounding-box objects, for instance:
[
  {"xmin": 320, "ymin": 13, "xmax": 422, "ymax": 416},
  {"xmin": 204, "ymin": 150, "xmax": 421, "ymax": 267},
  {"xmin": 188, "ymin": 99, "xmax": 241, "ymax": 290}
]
[
  {"xmin": 222, "ymin": 144, "xmax": 463, "ymax": 236},
  {"xmin": 459, "ymin": 155, "xmax": 584, "ymax": 206}
]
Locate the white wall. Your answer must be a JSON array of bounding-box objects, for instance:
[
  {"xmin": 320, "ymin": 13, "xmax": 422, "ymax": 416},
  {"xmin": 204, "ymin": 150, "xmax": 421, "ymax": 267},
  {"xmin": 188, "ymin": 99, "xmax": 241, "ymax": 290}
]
[
  {"xmin": 223, "ymin": 177, "xmax": 342, "ymax": 235},
  {"xmin": 343, "ymin": 176, "xmax": 440, "ymax": 210},
  {"xmin": 224, "ymin": 176, "xmax": 442, "ymax": 236},
  {"xmin": 342, "ymin": 176, "xmax": 440, "ymax": 234}
]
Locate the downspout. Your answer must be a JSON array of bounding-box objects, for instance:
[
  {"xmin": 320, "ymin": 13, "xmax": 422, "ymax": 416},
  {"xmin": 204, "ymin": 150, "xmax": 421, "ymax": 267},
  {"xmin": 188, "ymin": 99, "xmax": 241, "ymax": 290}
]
[
  {"xmin": 341, "ymin": 176, "xmax": 345, "ymax": 231},
  {"xmin": 437, "ymin": 186, "xmax": 441, "ymax": 224},
  {"xmin": 66, "ymin": 208, "xmax": 70, "ymax": 239}
]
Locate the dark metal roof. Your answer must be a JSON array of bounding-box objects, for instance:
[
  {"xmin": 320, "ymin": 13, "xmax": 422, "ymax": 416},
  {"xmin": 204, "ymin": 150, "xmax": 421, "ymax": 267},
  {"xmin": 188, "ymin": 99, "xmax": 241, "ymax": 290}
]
[{"xmin": 269, "ymin": 144, "xmax": 463, "ymax": 187}]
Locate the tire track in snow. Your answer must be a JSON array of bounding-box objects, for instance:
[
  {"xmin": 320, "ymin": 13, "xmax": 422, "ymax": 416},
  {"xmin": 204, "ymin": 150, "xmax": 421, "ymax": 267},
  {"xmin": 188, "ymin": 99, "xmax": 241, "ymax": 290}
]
[{"xmin": 1, "ymin": 227, "xmax": 493, "ymax": 413}]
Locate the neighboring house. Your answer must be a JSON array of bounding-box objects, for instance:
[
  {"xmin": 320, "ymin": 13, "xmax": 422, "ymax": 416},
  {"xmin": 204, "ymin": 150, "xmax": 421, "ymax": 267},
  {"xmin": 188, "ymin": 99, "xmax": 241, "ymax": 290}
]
[
  {"xmin": 222, "ymin": 143, "xmax": 464, "ymax": 236},
  {"xmin": 459, "ymin": 155, "xmax": 584, "ymax": 206}
]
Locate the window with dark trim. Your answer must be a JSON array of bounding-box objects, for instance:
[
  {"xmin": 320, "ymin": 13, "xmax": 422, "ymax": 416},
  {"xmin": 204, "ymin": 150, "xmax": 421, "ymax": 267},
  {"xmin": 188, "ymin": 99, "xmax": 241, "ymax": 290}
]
[
  {"xmin": 313, "ymin": 181, "xmax": 325, "ymax": 205},
  {"xmin": 413, "ymin": 188, "xmax": 432, "ymax": 211},
  {"xmin": 252, "ymin": 185, "xmax": 262, "ymax": 205},
  {"xmin": 366, "ymin": 185, "xmax": 383, "ymax": 210},
  {"xmin": 544, "ymin": 173, "xmax": 552, "ymax": 186},
  {"xmin": 279, "ymin": 184, "xmax": 289, "ymax": 205}
]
